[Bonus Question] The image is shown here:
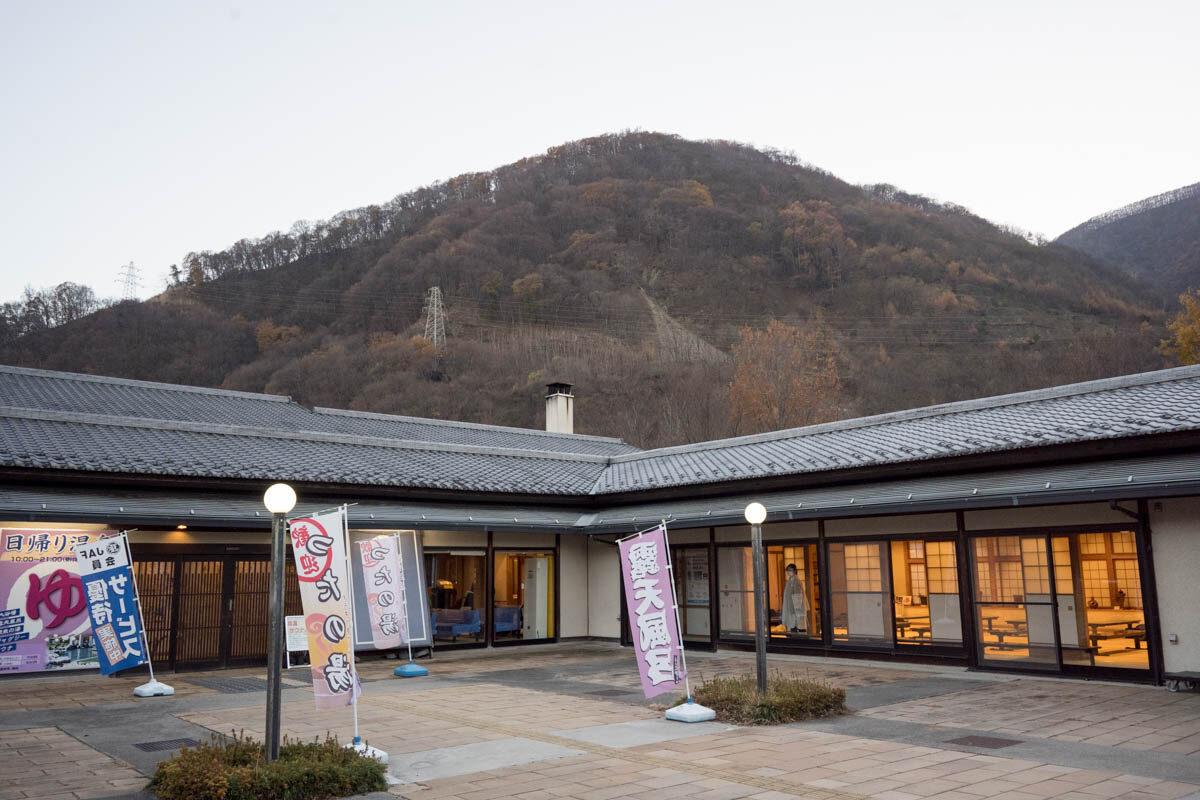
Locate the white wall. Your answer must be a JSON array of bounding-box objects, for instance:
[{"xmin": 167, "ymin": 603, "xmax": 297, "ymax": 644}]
[
  {"xmin": 964, "ymin": 502, "xmax": 1128, "ymax": 530},
  {"xmin": 825, "ymin": 513, "xmax": 956, "ymax": 537},
  {"xmin": 494, "ymin": 531, "xmax": 556, "ymax": 548},
  {"xmin": 668, "ymin": 527, "xmax": 709, "ymax": 544},
  {"xmin": 422, "ymin": 529, "xmax": 487, "ymax": 548},
  {"xmin": 1149, "ymin": 498, "xmax": 1200, "ymax": 675},
  {"xmin": 559, "ymin": 534, "xmax": 588, "ymax": 637},
  {"xmin": 587, "ymin": 538, "xmax": 621, "ymax": 638}
]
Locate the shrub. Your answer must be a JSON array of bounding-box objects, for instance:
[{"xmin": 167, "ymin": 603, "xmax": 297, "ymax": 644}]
[
  {"xmin": 683, "ymin": 672, "xmax": 846, "ymax": 725},
  {"xmin": 149, "ymin": 730, "xmax": 387, "ymax": 800}
]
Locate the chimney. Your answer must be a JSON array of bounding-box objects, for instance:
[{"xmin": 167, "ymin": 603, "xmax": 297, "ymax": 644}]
[{"xmin": 545, "ymin": 382, "xmax": 574, "ymax": 434}]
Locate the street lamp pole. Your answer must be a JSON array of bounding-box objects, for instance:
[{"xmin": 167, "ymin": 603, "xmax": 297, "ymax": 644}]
[
  {"xmin": 744, "ymin": 502, "xmax": 768, "ymax": 695},
  {"xmin": 263, "ymin": 483, "xmax": 296, "ymax": 762}
]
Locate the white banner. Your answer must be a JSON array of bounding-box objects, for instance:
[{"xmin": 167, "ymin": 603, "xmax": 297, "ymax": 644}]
[
  {"xmin": 289, "ymin": 510, "xmax": 358, "ymax": 710},
  {"xmin": 357, "ymin": 534, "xmax": 406, "ymax": 649}
]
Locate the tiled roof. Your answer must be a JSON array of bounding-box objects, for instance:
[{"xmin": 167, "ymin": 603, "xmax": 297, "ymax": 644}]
[
  {"xmin": 0, "ymin": 365, "xmax": 631, "ymax": 495},
  {"xmin": 592, "ymin": 366, "xmax": 1200, "ymax": 493},
  {"xmin": 1, "ymin": 364, "xmax": 1199, "ymax": 498}
]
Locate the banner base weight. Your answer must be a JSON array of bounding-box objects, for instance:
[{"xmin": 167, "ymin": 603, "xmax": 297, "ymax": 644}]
[
  {"xmin": 665, "ymin": 699, "xmax": 715, "ymax": 723},
  {"xmin": 394, "ymin": 660, "xmax": 429, "ymax": 677},
  {"xmin": 133, "ymin": 680, "xmax": 174, "ymax": 697}
]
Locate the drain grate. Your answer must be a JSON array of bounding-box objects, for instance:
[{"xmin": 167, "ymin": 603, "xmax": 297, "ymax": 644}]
[
  {"xmin": 945, "ymin": 735, "xmax": 1022, "ymax": 749},
  {"xmin": 588, "ymin": 688, "xmax": 636, "ymax": 697},
  {"xmin": 133, "ymin": 738, "xmax": 200, "ymax": 752},
  {"xmin": 186, "ymin": 676, "xmax": 272, "ymax": 693}
]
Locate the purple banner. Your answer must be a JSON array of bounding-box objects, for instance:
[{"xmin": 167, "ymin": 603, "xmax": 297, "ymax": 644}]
[{"xmin": 619, "ymin": 525, "xmax": 686, "ymax": 699}]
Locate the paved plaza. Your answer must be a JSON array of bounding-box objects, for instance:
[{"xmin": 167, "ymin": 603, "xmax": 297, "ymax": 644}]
[{"xmin": 1, "ymin": 643, "xmax": 1198, "ymax": 800}]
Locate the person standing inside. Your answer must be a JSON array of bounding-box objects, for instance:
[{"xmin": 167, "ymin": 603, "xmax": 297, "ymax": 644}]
[{"xmin": 781, "ymin": 563, "xmax": 809, "ymax": 634}]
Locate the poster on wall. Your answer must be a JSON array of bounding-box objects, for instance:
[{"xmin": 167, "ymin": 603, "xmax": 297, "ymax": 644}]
[
  {"xmin": 684, "ymin": 550, "xmax": 709, "ymax": 605},
  {"xmin": 1, "ymin": 528, "xmax": 113, "ymax": 674}
]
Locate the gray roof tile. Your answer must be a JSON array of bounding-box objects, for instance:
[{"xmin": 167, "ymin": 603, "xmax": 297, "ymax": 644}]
[
  {"xmin": 592, "ymin": 366, "xmax": 1200, "ymax": 493},
  {"xmin": 3, "ymin": 364, "xmax": 1200, "ymax": 497}
]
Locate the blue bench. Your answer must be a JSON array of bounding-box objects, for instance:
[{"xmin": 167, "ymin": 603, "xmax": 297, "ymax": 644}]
[
  {"xmin": 433, "ymin": 608, "xmax": 481, "ymax": 640},
  {"xmin": 494, "ymin": 605, "xmax": 522, "ymax": 636}
]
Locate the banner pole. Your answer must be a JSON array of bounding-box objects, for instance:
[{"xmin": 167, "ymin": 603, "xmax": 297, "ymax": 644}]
[
  {"xmin": 394, "ymin": 532, "xmax": 428, "ymax": 678},
  {"xmin": 340, "ymin": 505, "xmax": 360, "ymax": 746},
  {"xmin": 661, "ymin": 523, "xmax": 692, "ymax": 701},
  {"xmin": 124, "ymin": 531, "xmax": 173, "ymax": 697}
]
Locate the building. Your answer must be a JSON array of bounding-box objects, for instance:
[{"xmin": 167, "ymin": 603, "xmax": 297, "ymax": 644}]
[{"xmin": 1, "ymin": 363, "xmax": 1198, "ymax": 684}]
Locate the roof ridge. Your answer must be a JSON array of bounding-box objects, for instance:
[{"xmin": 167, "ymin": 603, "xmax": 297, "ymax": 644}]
[
  {"xmin": 607, "ymin": 364, "xmax": 1200, "ymax": 465},
  {"xmin": 0, "ymin": 364, "xmax": 292, "ymax": 403},
  {"xmin": 313, "ymin": 405, "xmax": 635, "ymax": 446},
  {"xmin": 0, "ymin": 407, "xmax": 612, "ymax": 464}
]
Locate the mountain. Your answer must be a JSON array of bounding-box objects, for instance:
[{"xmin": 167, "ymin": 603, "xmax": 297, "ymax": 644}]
[
  {"xmin": 0, "ymin": 132, "xmax": 1167, "ymax": 448},
  {"xmin": 1056, "ymin": 182, "xmax": 1200, "ymax": 304}
]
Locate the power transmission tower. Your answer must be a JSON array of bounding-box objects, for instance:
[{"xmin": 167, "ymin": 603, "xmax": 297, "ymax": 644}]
[
  {"xmin": 116, "ymin": 262, "xmax": 142, "ymax": 301},
  {"xmin": 423, "ymin": 286, "xmax": 447, "ymax": 353}
]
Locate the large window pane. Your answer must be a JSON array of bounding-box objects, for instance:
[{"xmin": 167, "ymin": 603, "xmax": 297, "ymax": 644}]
[
  {"xmin": 892, "ymin": 540, "xmax": 961, "ymax": 645},
  {"xmin": 767, "ymin": 544, "xmax": 821, "ymax": 640},
  {"xmin": 1072, "ymin": 532, "xmax": 1147, "ymax": 670},
  {"xmin": 493, "ymin": 551, "xmax": 555, "ymax": 640},
  {"xmin": 829, "ymin": 542, "xmax": 891, "ymax": 643},
  {"xmin": 426, "ymin": 551, "xmax": 485, "ymax": 645},
  {"xmin": 718, "ymin": 546, "xmax": 754, "ymax": 638}
]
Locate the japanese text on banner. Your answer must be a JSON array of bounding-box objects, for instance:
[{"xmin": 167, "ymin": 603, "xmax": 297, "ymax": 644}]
[
  {"xmin": 358, "ymin": 535, "xmax": 407, "ymax": 649},
  {"xmin": 618, "ymin": 525, "xmax": 685, "ymax": 699},
  {"xmin": 1, "ymin": 529, "xmax": 109, "ymax": 673},
  {"xmin": 72, "ymin": 536, "xmax": 146, "ymax": 675},
  {"xmin": 289, "ymin": 511, "xmax": 359, "ymax": 710}
]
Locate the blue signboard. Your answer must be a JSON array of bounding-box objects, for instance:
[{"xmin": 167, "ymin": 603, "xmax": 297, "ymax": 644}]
[{"xmin": 73, "ymin": 536, "xmax": 147, "ymax": 675}]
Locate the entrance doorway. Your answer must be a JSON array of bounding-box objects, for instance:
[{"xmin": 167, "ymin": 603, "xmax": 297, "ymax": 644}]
[{"xmin": 132, "ymin": 554, "xmax": 301, "ymax": 670}]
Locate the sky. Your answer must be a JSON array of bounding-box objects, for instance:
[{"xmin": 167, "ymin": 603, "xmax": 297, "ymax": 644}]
[{"xmin": 1, "ymin": 1, "xmax": 1197, "ymax": 302}]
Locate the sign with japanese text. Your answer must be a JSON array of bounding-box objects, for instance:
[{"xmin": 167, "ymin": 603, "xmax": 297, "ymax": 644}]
[
  {"xmin": 289, "ymin": 510, "xmax": 359, "ymax": 710},
  {"xmin": 285, "ymin": 615, "xmax": 308, "ymax": 652},
  {"xmin": 619, "ymin": 525, "xmax": 686, "ymax": 699},
  {"xmin": 1, "ymin": 528, "xmax": 112, "ymax": 673},
  {"xmin": 73, "ymin": 534, "xmax": 147, "ymax": 675},
  {"xmin": 357, "ymin": 535, "xmax": 406, "ymax": 650}
]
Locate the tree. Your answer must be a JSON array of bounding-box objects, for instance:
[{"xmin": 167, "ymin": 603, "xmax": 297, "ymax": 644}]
[
  {"xmin": 729, "ymin": 319, "xmax": 841, "ymax": 435},
  {"xmin": 1161, "ymin": 288, "xmax": 1200, "ymax": 364}
]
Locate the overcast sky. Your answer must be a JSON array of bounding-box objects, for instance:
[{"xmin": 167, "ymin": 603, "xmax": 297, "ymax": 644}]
[{"xmin": 1, "ymin": 1, "xmax": 1197, "ymax": 302}]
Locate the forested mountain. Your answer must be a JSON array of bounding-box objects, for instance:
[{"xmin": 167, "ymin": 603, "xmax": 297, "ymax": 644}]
[
  {"xmin": 1056, "ymin": 182, "xmax": 1200, "ymax": 304},
  {"xmin": 0, "ymin": 133, "xmax": 1167, "ymax": 448}
]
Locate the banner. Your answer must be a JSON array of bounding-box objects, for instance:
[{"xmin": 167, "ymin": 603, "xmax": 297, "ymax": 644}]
[
  {"xmin": 619, "ymin": 525, "xmax": 686, "ymax": 699},
  {"xmin": 289, "ymin": 510, "xmax": 358, "ymax": 710},
  {"xmin": 357, "ymin": 535, "xmax": 406, "ymax": 649},
  {"xmin": 73, "ymin": 534, "xmax": 147, "ymax": 675},
  {"xmin": 1, "ymin": 528, "xmax": 112, "ymax": 673}
]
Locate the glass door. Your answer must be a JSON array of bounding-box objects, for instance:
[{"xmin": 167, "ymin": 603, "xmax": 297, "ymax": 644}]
[
  {"xmin": 672, "ymin": 547, "xmax": 711, "ymax": 643},
  {"xmin": 972, "ymin": 536, "xmax": 1058, "ymax": 669}
]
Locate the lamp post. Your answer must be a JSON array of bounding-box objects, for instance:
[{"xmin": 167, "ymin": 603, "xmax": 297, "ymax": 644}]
[
  {"xmin": 744, "ymin": 502, "xmax": 768, "ymax": 695},
  {"xmin": 263, "ymin": 483, "xmax": 296, "ymax": 762}
]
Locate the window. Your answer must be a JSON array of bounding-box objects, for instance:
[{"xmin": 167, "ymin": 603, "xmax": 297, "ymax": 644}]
[
  {"xmin": 493, "ymin": 551, "xmax": 555, "ymax": 641},
  {"xmin": 426, "ymin": 551, "xmax": 485, "ymax": 646}
]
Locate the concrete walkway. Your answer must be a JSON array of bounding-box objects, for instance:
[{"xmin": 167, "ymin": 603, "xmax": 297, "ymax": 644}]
[{"xmin": 1, "ymin": 643, "xmax": 1198, "ymax": 800}]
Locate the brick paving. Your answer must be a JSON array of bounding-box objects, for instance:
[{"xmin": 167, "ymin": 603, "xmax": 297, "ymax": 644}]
[
  {"xmin": 3, "ymin": 644, "xmax": 1200, "ymax": 799},
  {"xmin": 0, "ymin": 726, "xmax": 145, "ymax": 800},
  {"xmin": 858, "ymin": 679, "xmax": 1200, "ymax": 756}
]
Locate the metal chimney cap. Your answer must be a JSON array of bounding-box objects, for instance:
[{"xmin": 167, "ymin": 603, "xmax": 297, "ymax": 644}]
[{"xmin": 545, "ymin": 382, "xmax": 574, "ymax": 396}]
